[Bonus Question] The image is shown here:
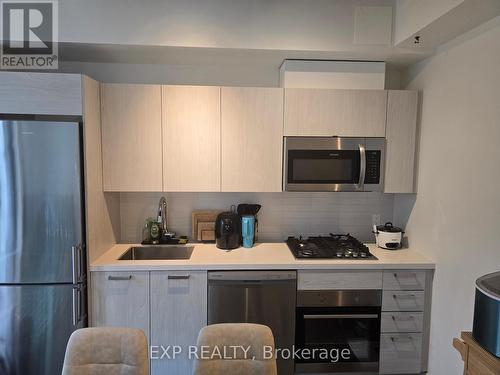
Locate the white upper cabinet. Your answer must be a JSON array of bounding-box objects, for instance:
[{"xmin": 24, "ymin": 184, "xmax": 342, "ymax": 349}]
[
  {"xmin": 101, "ymin": 83, "xmax": 163, "ymax": 192},
  {"xmin": 284, "ymin": 88, "xmax": 387, "ymax": 137},
  {"xmin": 98, "ymin": 83, "xmax": 417, "ymax": 194},
  {"xmin": 221, "ymin": 87, "xmax": 284, "ymax": 192},
  {"xmin": 0, "ymin": 72, "xmax": 83, "ymax": 116},
  {"xmin": 162, "ymin": 85, "xmax": 221, "ymax": 192},
  {"xmin": 384, "ymin": 91, "xmax": 418, "ymax": 193}
]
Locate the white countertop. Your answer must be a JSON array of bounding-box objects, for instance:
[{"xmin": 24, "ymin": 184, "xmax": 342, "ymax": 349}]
[{"xmin": 90, "ymin": 242, "xmax": 435, "ymax": 271}]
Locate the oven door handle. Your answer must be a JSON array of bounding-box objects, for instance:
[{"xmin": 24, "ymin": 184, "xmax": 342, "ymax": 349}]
[
  {"xmin": 357, "ymin": 144, "xmax": 366, "ymax": 191},
  {"xmin": 303, "ymin": 314, "xmax": 379, "ymax": 320}
]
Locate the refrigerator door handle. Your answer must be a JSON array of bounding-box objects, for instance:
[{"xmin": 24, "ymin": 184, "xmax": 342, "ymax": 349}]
[
  {"xmin": 71, "ymin": 285, "xmax": 86, "ymax": 326},
  {"xmin": 72, "ymin": 286, "xmax": 80, "ymax": 326},
  {"xmin": 78, "ymin": 244, "xmax": 86, "ymax": 282},
  {"xmin": 72, "ymin": 244, "xmax": 86, "ymax": 284},
  {"xmin": 71, "ymin": 246, "xmax": 78, "ymax": 284}
]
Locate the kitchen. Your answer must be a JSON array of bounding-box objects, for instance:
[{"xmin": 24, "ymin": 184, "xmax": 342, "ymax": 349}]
[{"xmin": 0, "ymin": 1, "xmax": 500, "ymax": 375}]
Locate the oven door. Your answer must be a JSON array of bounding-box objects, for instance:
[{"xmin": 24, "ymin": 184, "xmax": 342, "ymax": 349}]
[
  {"xmin": 295, "ymin": 306, "xmax": 381, "ymax": 373},
  {"xmin": 284, "ymin": 137, "xmax": 384, "ymax": 192}
]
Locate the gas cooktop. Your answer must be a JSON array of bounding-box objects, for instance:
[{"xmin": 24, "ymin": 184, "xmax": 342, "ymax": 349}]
[{"xmin": 286, "ymin": 234, "xmax": 378, "ymax": 260}]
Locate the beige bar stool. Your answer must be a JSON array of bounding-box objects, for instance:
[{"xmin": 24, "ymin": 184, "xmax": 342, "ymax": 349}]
[
  {"xmin": 193, "ymin": 323, "xmax": 277, "ymax": 375},
  {"xmin": 61, "ymin": 327, "xmax": 149, "ymax": 375}
]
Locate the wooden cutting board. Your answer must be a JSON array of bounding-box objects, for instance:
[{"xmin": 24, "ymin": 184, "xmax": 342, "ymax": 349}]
[{"xmin": 191, "ymin": 210, "xmax": 222, "ymax": 242}]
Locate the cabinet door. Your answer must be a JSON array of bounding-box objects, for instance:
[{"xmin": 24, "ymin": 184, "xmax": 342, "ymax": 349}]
[
  {"xmin": 101, "ymin": 83, "xmax": 162, "ymax": 191},
  {"xmin": 0, "ymin": 72, "xmax": 82, "ymax": 116},
  {"xmin": 384, "ymin": 90, "xmax": 418, "ymax": 193},
  {"xmin": 91, "ymin": 271, "xmax": 150, "ymax": 340},
  {"xmin": 162, "ymin": 85, "xmax": 221, "ymax": 191},
  {"xmin": 221, "ymin": 87, "xmax": 283, "ymax": 192},
  {"xmin": 150, "ymin": 271, "xmax": 207, "ymax": 375},
  {"xmin": 284, "ymin": 88, "xmax": 387, "ymax": 137}
]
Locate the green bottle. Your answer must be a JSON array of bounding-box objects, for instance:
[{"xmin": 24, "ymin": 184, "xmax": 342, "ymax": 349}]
[{"xmin": 150, "ymin": 221, "xmax": 161, "ymax": 244}]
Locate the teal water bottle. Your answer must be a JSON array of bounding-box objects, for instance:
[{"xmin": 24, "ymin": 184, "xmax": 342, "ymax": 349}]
[{"xmin": 241, "ymin": 215, "xmax": 255, "ymax": 248}]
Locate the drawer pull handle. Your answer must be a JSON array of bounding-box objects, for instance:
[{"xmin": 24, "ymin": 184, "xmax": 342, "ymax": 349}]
[
  {"xmin": 393, "ymin": 294, "xmax": 416, "ymax": 299},
  {"xmin": 108, "ymin": 275, "xmax": 132, "ymax": 281},
  {"xmin": 392, "ymin": 315, "xmax": 415, "ymax": 321},
  {"xmin": 391, "ymin": 336, "xmax": 413, "ymax": 343},
  {"xmin": 168, "ymin": 275, "xmax": 190, "ymax": 280},
  {"xmin": 394, "ymin": 272, "xmax": 416, "ymax": 279}
]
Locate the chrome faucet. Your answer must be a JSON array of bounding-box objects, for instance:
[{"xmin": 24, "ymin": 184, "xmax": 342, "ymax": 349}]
[{"xmin": 157, "ymin": 196, "xmax": 175, "ymax": 238}]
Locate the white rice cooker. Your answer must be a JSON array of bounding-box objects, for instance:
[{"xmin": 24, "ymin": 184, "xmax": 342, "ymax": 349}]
[{"xmin": 372, "ymin": 222, "xmax": 404, "ymax": 249}]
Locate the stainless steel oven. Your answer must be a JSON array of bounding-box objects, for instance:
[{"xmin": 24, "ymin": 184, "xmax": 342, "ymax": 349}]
[
  {"xmin": 284, "ymin": 137, "xmax": 385, "ymax": 192},
  {"xmin": 295, "ymin": 290, "xmax": 382, "ymax": 374}
]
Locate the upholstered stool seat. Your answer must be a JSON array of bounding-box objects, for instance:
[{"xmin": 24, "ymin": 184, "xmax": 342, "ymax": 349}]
[
  {"xmin": 61, "ymin": 327, "xmax": 149, "ymax": 375},
  {"xmin": 193, "ymin": 323, "xmax": 277, "ymax": 375}
]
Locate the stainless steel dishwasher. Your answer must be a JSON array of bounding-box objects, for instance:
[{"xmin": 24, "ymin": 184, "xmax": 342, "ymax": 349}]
[{"xmin": 208, "ymin": 270, "xmax": 297, "ymax": 375}]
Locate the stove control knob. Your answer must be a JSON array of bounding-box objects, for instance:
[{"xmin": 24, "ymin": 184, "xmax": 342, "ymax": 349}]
[
  {"xmin": 352, "ymin": 252, "xmax": 359, "ymax": 258},
  {"xmin": 336, "ymin": 252, "xmax": 343, "ymax": 258},
  {"xmin": 360, "ymin": 253, "xmax": 367, "ymax": 258},
  {"xmin": 344, "ymin": 253, "xmax": 351, "ymax": 258}
]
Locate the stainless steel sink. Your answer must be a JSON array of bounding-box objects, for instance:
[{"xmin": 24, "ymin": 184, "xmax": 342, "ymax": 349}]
[{"xmin": 118, "ymin": 246, "xmax": 194, "ymax": 260}]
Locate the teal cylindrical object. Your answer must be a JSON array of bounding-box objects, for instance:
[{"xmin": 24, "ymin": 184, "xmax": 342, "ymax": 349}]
[{"xmin": 241, "ymin": 215, "xmax": 255, "ymax": 248}]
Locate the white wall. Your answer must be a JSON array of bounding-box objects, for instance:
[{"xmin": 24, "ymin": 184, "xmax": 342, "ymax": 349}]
[
  {"xmin": 58, "ymin": 61, "xmax": 280, "ymax": 86},
  {"xmin": 59, "ymin": 60, "xmax": 404, "ymax": 88},
  {"xmin": 399, "ymin": 15, "xmax": 500, "ymax": 375},
  {"xmin": 118, "ymin": 192, "xmax": 395, "ymax": 244},
  {"xmin": 280, "ymin": 60, "xmax": 386, "ymax": 89}
]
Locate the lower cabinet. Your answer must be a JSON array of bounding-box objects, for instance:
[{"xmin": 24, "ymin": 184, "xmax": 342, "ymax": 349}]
[
  {"xmin": 379, "ymin": 333, "xmax": 423, "ymax": 374},
  {"xmin": 91, "ymin": 271, "xmax": 150, "ymax": 340},
  {"xmin": 379, "ymin": 269, "xmax": 433, "ymax": 375},
  {"xmin": 91, "ymin": 270, "xmax": 208, "ymax": 375},
  {"xmin": 150, "ymin": 271, "xmax": 207, "ymax": 375}
]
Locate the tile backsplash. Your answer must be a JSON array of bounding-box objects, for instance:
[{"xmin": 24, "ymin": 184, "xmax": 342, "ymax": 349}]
[{"xmin": 118, "ymin": 192, "xmax": 395, "ymax": 243}]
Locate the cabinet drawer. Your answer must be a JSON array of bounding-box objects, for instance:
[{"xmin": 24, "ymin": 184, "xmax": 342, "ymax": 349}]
[
  {"xmin": 381, "ymin": 312, "xmax": 424, "ymax": 333},
  {"xmin": 379, "ymin": 333, "xmax": 423, "ymax": 374},
  {"xmin": 382, "ymin": 291, "xmax": 425, "ymax": 311},
  {"xmin": 383, "ymin": 270, "xmax": 426, "ymax": 290},
  {"xmin": 298, "ymin": 270, "xmax": 382, "ymax": 290}
]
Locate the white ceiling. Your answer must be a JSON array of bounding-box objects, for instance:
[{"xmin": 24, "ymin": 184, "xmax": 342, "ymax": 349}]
[{"xmin": 57, "ymin": 0, "xmax": 500, "ymax": 69}]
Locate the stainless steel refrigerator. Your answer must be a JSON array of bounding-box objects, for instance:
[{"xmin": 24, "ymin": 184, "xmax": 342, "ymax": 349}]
[{"xmin": 0, "ymin": 117, "xmax": 87, "ymax": 375}]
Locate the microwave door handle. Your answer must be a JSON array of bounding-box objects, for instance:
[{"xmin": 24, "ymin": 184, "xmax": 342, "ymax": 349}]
[{"xmin": 358, "ymin": 144, "xmax": 366, "ymax": 190}]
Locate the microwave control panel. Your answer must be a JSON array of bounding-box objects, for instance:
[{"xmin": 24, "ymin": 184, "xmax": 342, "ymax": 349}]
[{"xmin": 365, "ymin": 150, "xmax": 381, "ymax": 184}]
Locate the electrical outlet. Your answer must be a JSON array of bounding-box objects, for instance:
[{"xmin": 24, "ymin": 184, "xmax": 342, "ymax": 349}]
[{"xmin": 371, "ymin": 214, "xmax": 381, "ymax": 226}]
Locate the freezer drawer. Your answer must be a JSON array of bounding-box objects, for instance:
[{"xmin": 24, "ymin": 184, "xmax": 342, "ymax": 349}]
[{"xmin": 0, "ymin": 284, "xmax": 86, "ymax": 375}]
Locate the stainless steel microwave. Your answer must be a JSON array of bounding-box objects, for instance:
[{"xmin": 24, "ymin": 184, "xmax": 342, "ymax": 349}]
[{"xmin": 284, "ymin": 137, "xmax": 385, "ymax": 192}]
